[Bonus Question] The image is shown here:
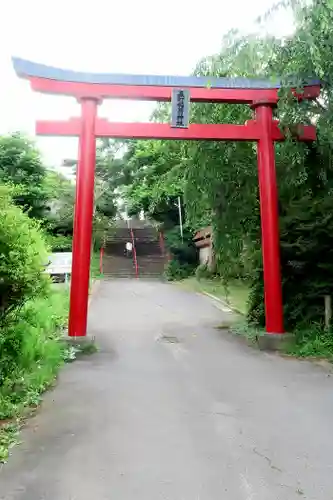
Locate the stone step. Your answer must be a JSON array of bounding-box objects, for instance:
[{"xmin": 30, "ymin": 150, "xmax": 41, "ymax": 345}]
[{"xmin": 105, "ymin": 227, "xmax": 161, "ymax": 244}]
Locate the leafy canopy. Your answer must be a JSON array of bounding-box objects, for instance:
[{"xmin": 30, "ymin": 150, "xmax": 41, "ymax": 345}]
[{"xmin": 116, "ymin": 0, "xmax": 333, "ymax": 329}]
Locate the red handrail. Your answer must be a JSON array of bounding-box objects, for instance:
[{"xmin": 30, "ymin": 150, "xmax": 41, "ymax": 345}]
[
  {"xmin": 159, "ymin": 230, "xmax": 170, "ymax": 264},
  {"xmin": 130, "ymin": 228, "xmax": 139, "ymax": 279},
  {"xmin": 159, "ymin": 230, "xmax": 165, "ymax": 255},
  {"xmin": 99, "ymin": 247, "xmax": 104, "ymax": 275}
]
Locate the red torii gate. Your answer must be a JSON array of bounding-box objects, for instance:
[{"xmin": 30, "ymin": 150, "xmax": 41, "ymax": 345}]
[{"xmin": 12, "ymin": 58, "xmax": 320, "ymax": 340}]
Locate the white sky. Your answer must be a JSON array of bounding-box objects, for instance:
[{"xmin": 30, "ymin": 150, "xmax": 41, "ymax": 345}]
[{"xmin": 0, "ymin": 0, "xmax": 293, "ymax": 171}]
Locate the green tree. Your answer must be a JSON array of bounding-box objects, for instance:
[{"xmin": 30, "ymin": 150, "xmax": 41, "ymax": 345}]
[
  {"xmin": 42, "ymin": 170, "xmax": 75, "ymax": 251},
  {"xmin": 123, "ymin": 139, "xmax": 185, "ymax": 227},
  {"xmin": 43, "ymin": 170, "xmax": 75, "ymax": 235},
  {"xmin": 117, "ymin": 1, "xmax": 333, "ymax": 329},
  {"xmin": 0, "ymin": 133, "xmax": 48, "ymax": 219}
]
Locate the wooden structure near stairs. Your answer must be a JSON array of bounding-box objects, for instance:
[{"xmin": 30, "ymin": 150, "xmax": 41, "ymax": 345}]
[{"xmin": 193, "ymin": 226, "xmax": 214, "ymax": 270}]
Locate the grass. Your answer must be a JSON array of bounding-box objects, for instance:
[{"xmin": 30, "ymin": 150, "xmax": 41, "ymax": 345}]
[
  {"xmin": 180, "ymin": 276, "xmax": 249, "ymax": 315},
  {"xmin": 64, "ymin": 339, "xmax": 99, "ymax": 360},
  {"xmin": 180, "ymin": 277, "xmax": 333, "ymax": 360},
  {"xmin": 229, "ymin": 320, "xmax": 264, "ymax": 342},
  {"xmin": 224, "ymin": 318, "xmax": 333, "ymax": 361},
  {"xmin": 0, "ymin": 422, "xmax": 20, "ymax": 463},
  {"xmin": 0, "ymin": 286, "xmax": 69, "ymax": 463},
  {"xmin": 78, "ymin": 342, "xmax": 98, "ymax": 355},
  {"xmin": 286, "ymin": 324, "xmax": 333, "ymax": 359},
  {"xmin": 90, "ymin": 251, "xmax": 103, "ymax": 281}
]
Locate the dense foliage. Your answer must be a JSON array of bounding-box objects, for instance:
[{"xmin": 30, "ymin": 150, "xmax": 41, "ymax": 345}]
[
  {"xmin": 0, "ymin": 288, "xmax": 68, "ymax": 462},
  {"xmin": 0, "ymin": 134, "xmax": 75, "ymax": 251},
  {"xmin": 0, "ymin": 137, "xmax": 73, "ymax": 460},
  {"xmin": 164, "ymin": 226, "xmax": 198, "ymax": 280},
  {"xmin": 116, "ymin": 0, "xmax": 333, "ymax": 330},
  {"xmin": 0, "ymin": 134, "xmax": 48, "ymax": 219},
  {"xmin": 0, "ymin": 186, "xmax": 48, "ymax": 320},
  {"xmin": 0, "ymin": 185, "xmax": 69, "ymax": 462},
  {"xmin": 64, "ymin": 140, "xmax": 122, "ymax": 249},
  {"xmin": 43, "ymin": 170, "xmax": 75, "ymax": 240}
]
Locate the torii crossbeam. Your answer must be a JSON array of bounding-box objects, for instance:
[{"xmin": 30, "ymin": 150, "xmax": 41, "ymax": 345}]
[{"xmin": 12, "ymin": 57, "xmax": 320, "ymax": 339}]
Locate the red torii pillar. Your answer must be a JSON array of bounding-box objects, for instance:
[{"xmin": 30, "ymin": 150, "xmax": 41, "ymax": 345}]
[
  {"xmin": 254, "ymin": 103, "xmax": 283, "ymax": 333},
  {"xmin": 70, "ymin": 98, "xmax": 99, "ymax": 338},
  {"xmin": 12, "ymin": 58, "xmax": 319, "ymax": 339}
]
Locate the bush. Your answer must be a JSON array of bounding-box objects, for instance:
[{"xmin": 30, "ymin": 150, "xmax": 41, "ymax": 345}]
[
  {"xmin": 0, "ymin": 186, "xmax": 49, "ymax": 320},
  {"xmin": 0, "ymin": 184, "xmax": 68, "ymax": 419},
  {"xmin": 287, "ymin": 323, "xmax": 333, "ymax": 359},
  {"xmin": 248, "ymin": 194, "xmax": 333, "ymax": 331},
  {"xmin": 163, "ymin": 226, "xmax": 198, "ymax": 281},
  {"xmin": 247, "ymin": 267, "xmax": 265, "ymax": 326},
  {"xmin": 195, "ymin": 263, "xmax": 214, "ymax": 281},
  {"xmin": 0, "ymin": 288, "xmax": 69, "ymax": 461},
  {"xmin": 0, "ymin": 180, "xmax": 70, "ymax": 462},
  {"xmin": 0, "ymin": 289, "xmax": 68, "ymax": 388},
  {"xmin": 164, "ymin": 226, "xmax": 198, "ymax": 266},
  {"xmin": 45, "ymin": 234, "xmax": 72, "ymax": 252},
  {"xmin": 165, "ymin": 259, "xmax": 195, "ymax": 281}
]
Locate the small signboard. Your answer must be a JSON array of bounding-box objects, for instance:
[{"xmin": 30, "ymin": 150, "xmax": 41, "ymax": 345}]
[
  {"xmin": 171, "ymin": 88, "xmax": 190, "ymax": 128},
  {"xmin": 45, "ymin": 252, "xmax": 72, "ymax": 276}
]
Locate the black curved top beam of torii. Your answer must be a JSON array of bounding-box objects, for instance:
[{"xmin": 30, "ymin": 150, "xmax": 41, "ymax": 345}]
[{"xmin": 12, "ymin": 57, "xmax": 320, "ymax": 90}]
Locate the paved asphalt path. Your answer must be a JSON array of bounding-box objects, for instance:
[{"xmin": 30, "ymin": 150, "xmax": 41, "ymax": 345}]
[{"xmin": 1, "ymin": 280, "xmax": 333, "ymax": 500}]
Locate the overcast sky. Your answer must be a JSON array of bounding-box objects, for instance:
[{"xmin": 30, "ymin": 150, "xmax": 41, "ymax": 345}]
[{"xmin": 0, "ymin": 0, "xmax": 293, "ymax": 171}]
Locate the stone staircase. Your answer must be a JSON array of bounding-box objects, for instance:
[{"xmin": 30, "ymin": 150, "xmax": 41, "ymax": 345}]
[
  {"xmin": 135, "ymin": 238, "xmax": 165, "ymax": 279},
  {"xmin": 103, "ymin": 222, "xmax": 165, "ymax": 279},
  {"xmin": 103, "ymin": 246, "xmax": 137, "ymax": 279}
]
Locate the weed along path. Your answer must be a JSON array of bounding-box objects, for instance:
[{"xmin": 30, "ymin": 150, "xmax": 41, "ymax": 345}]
[{"xmin": 1, "ymin": 280, "xmax": 333, "ymax": 499}]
